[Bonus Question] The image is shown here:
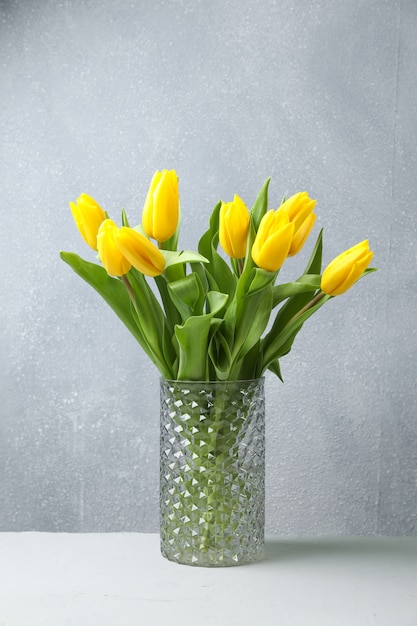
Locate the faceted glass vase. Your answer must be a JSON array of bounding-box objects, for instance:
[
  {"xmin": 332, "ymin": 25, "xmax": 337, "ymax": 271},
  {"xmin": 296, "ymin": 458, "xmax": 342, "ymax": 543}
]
[{"xmin": 160, "ymin": 378, "xmax": 265, "ymax": 567}]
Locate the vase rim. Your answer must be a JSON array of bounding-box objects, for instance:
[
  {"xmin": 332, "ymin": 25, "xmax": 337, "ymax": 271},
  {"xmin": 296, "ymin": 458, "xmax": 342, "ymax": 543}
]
[{"xmin": 161, "ymin": 377, "xmax": 264, "ymax": 384}]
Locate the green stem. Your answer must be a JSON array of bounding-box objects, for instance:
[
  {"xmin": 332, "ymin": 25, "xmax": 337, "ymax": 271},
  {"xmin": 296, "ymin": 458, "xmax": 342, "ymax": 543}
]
[
  {"xmin": 200, "ymin": 388, "xmax": 231, "ymax": 551},
  {"xmin": 122, "ymin": 274, "xmax": 136, "ymax": 304},
  {"xmin": 287, "ymin": 290, "xmax": 327, "ymax": 325}
]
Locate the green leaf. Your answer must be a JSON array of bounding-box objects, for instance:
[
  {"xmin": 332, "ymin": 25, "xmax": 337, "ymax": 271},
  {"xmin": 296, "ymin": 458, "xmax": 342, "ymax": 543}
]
[
  {"xmin": 261, "ymin": 294, "xmax": 331, "ymax": 373},
  {"xmin": 161, "ymin": 249, "xmax": 209, "ymax": 269},
  {"xmin": 272, "ymin": 274, "xmax": 322, "ymax": 308},
  {"xmin": 233, "ymin": 219, "xmax": 259, "ymax": 301},
  {"xmin": 59, "ymin": 252, "xmax": 172, "ymax": 373},
  {"xmin": 304, "ymin": 228, "xmax": 323, "ymax": 275},
  {"xmin": 189, "ymin": 261, "xmax": 210, "ymax": 293},
  {"xmin": 198, "ymin": 200, "xmax": 221, "ymax": 265},
  {"xmin": 197, "ymin": 200, "xmax": 237, "ymax": 298},
  {"xmin": 126, "ymin": 268, "xmax": 175, "ymax": 378},
  {"xmin": 247, "ymin": 267, "xmax": 277, "ymax": 295},
  {"xmin": 206, "ymin": 290, "xmax": 229, "ymax": 316},
  {"xmin": 210, "ymin": 243, "xmax": 237, "ymax": 298},
  {"xmin": 250, "ymin": 178, "xmax": 270, "ymax": 231},
  {"xmin": 174, "ymin": 314, "xmax": 216, "ymax": 380},
  {"xmin": 167, "ymin": 273, "xmax": 205, "ymax": 321},
  {"xmin": 121, "ymin": 209, "xmax": 130, "ymax": 227},
  {"xmin": 229, "ymin": 268, "xmax": 275, "ymax": 373},
  {"xmin": 160, "ymin": 249, "xmax": 207, "ymax": 285},
  {"xmin": 173, "ymin": 284, "xmax": 228, "ymax": 380},
  {"xmin": 268, "ymin": 359, "xmax": 284, "ymax": 382},
  {"xmin": 60, "ymin": 252, "xmax": 142, "ymax": 342},
  {"xmin": 234, "ymin": 340, "xmax": 262, "ymax": 380},
  {"xmin": 154, "ymin": 274, "xmax": 182, "ymax": 334},
  {"xmin": 208, "ymin": 329, "xmax": 232, "ymax": 381}
]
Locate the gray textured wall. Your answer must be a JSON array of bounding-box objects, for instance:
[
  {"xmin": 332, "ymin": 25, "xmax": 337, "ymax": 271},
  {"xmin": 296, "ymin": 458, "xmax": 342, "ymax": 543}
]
[{"xmin": 1, "ymin": 0, "xmax": 416, "ymax": 535}]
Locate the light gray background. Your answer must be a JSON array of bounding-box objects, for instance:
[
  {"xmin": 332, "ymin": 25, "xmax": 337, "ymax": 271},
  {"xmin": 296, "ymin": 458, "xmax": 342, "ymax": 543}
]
[{"xmin": 1, "ymin": 0, "xmax": 416, "ymax": 535}]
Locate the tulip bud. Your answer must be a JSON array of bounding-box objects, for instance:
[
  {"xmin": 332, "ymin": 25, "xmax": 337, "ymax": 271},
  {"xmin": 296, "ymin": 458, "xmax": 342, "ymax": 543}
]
[
  {"xmin": 115, "ymin": 227, "xmax": 166, "ymax": 277},
  {"xmin": 321, "ymin": 240, "xmax": 374, "ymax": 296},
  {"xmin": 97, "ymin": 219, "xmax": 132, "ymax": 277},
  {"xmin": 142, "ymin": 169, "xmax": 179, "ymax": 242},
  {"xmin": 251, "ymin": 209, "xmax": 295, "ymax": 272},
  {"xmin": 281, "ymin": 192, "xmax": 317, "ymax": 256},
  {"xmin": 219, "ymin": 195, "xmax": 250, "ymax": 259},
  {"xmin": 70, "ymin": 193, "xmax": 106, "ymax": 251}
]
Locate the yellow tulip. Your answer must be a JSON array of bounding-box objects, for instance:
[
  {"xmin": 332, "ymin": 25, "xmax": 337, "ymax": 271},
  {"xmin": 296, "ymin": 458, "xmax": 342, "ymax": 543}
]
[
  {"xmin": 251, "ymin": 209, "xmax": 295, "ymax": 272},
  {"xmin": 219, "ymin": 195, "xmax": 250, "ymax": 259},
  {"xmin": 142, "ymin": 169, "xmax": 179, "ymax": 242},
  {"xmin": 281, "ymin": 192, "xmax": 317, "ymax": 256},
  {"xmin": 70, "ymin": 193, "xmax": 106, "ymax": 250},
  {"xmin": 321, "ymin": 240, "xmax": 374, "ymax": 296},
  {"xmin": 115, "ymin": 227, "xmax": 166, "ymax": 277},
  {"xmin": 97, "ymin": 219, "xmax": 132, "ymax": 277}
]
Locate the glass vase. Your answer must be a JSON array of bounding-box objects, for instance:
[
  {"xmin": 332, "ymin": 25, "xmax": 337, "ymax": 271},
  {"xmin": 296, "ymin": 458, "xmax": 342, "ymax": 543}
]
[{"xmin": 159, "ymin": 378, "xmax": 265, "ymax": 567}]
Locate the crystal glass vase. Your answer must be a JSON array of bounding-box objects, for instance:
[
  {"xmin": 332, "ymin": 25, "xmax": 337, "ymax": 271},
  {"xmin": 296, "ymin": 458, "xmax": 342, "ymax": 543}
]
[{"xmin": 160, "ymin": 378, "xmax": 265, "ymax": 567}]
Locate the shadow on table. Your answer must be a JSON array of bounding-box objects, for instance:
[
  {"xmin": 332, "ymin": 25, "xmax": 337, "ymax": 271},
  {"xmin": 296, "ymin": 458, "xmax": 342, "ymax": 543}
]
[{"xmin": 263, "ymin": 536, "xmax": 416, "ymax": 564}]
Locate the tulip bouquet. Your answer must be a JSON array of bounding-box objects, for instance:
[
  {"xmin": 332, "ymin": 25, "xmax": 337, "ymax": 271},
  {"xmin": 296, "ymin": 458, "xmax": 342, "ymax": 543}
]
[
  {"xmin": 61, "ymin": 170, "xmax": 375, "ymax": 383},
  {"xmin": 61, "ymin": 170, "xmax": 377, "ymax": 565}
]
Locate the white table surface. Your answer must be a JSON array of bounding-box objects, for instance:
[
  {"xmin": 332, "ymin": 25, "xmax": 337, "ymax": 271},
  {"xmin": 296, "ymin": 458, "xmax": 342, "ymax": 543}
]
[{"xmin": 0, "ymin": 533, "xmax": 416, "ymax": 626}]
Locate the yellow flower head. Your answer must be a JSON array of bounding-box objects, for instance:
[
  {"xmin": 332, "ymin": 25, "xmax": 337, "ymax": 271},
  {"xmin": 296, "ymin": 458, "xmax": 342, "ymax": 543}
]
[
  {"xmin": 321, "ymin": 240, "xmax": 374, "ymax": 296},
  {"xmin": 97, "ymin": 219, "xmax": 132, "ymax": 277},
  {"xmin": 251, "ymin": 209, "xmax": 295, "ymax": 272},
  {"xmin": 219, "ymin": 195, "xmax": 250, "ymax": 259},
  {"xmin": 142, "ymin": 169, "xmax": 179, "ymax": 242},
  {"xmin": 281, "ymin": 192, "xmax": 317, "ymax": 256},
  {"xmin": 70, "ymin": 193, "xmax": 106, "ymax": 251},
  {"xmin": 115, "ymin": 227, "xmax": 166, "ymax": 277}
]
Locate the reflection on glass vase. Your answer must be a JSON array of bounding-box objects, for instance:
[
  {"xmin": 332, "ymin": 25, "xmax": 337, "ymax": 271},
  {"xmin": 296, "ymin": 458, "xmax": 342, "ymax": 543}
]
[{"xmin": 159, "ymin": 378, "xmax": 265, "ymax": 567}]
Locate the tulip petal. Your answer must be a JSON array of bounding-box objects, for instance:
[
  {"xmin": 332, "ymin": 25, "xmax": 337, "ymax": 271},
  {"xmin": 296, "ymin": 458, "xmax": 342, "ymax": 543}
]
[
  {"xmin": 97, "ymin": 219, "xmax": 131, "ymax": 277},
  {"xmin": 70, "ymin": 194, "xmax": 106, "ymax": 250},
  {"xmin": 219, "ymin": 195, "xmax": 250, "ymax": 259},
  {"xmin": 288, "ymin": 213, "xmax": 317, "ymax": 256},
  {"xmin": 115, "ymin": 227, "xmax": 165, "ymax": 277},
  {"xmin": 321, "ymin": 240, "xmax": 373, "ymax": 296},
  {"xmin": 322, "ymin": 241, "xmax": 368, "ymax": 290},
  {"xmin": 280, "ymin": 192, "xmax": 317, "ymax": 256},
  {"xmin": 219, "ymin": 202, "xmax": 234, "ymax": 257},
  {"xmin": 330, "ymin": 251, "xmax": 374, "ymax": 295},
  {"xmin": 142, "ymin": 170, "xmax": 179, "ymax": 242},
  {"xmin": 259, "ymin": 223, "xmax": 294, "ymax": 271},
  {"xmin": 282, "ymin": 192, "xmax": 315, "ymax": 221},
  {"xmin": 252, "ymin": 217, "xmax": 294, "ymax": 272},
  {"xmin": 251, "ymin": 208, "xmax": 293, "ymax": 272}
]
